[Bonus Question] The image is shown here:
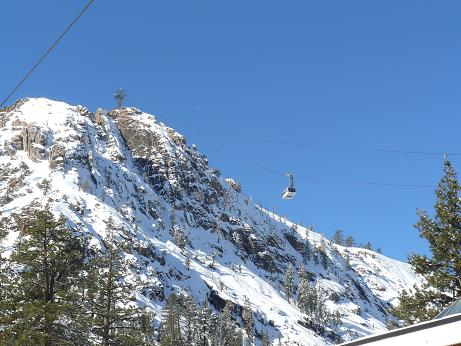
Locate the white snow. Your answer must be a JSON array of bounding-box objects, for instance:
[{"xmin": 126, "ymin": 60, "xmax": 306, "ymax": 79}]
[{"xmin": 0, "ymin": 98, "xmax": 422, "ymax": 345}]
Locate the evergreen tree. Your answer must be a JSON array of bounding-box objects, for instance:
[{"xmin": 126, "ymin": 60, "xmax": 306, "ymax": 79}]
[
  {"xmin": 360, "ymin": 241, "xmax": 372, "ymax": 251},
  {"xmin": 297, "ymin": 278, "xmax": 331, "ymax": 333},
  {"xmin": 261, "ymin": 330, "xmax": 270, "ymax": 346},
  {"xmin": 332, "ymin": 229, "xmax": 344, "ymax": 245},
  {"xmin": 302, "ymin": 239, "xmax": 312, "ymax": 263},
  {"xmin": 312, "ymin": 284, "xmax": 331, "ymax": 332},
  {"xmin": 159, "ymin": 294, "xmax": 184, "ymax": 346},
  {"xmin": 312, "ymin": 247, "xmax": 320, "ymax": 266},
  {"xmin": 210, "ymin": 252, "xmax": 217, "ymax": 269},
  {"xmin": 169, "ymin": 207, "xmax": 176, "ymax": 228},
  {"xmin": 230, "ymin": 330, "xmax": 243, "ymax": 346},
  {"xmin": 332, "ymin": 310, "xmax": 342, "ymax": 333},
  {"xmin": 216, "ymin": 217, "xmax": 223, "ymax": 244},
  {"xmin": 242, "ymin": 297, "xmax": 253, "ymax": 345},
  {"xmin": 395, "ymin": 159, "xmax": 461, "ymax": 324},
  {"xmin": 296, "ymin": 265, "xmax": 311, "ymax": 313},
  {"xmin": 196, "ymin": 300, "xmax": 215, "ymax": 346},
  {"xmin": 217, "ymin": 302, "xmax": 235, "ymax": 346},
  {"xmin": 183, "ymin": 295, "xmax": 198, "ymax": 345},
  {"xmin": 185, "ymin": 252, "xmax": 191, "ymax": 271},
  {"xmin": 319, "ymin": 248, "xmax": 329, "ymax": 270},
  {"xmin": 86, "ymin": 218, "xmax": 153, "ymax": 345},
  {"xmin": 298, "ymin": 281, "xmax": 317, "ymax": 318},
  {"xmin": 345, "ymin": 236, "xmax": 354, "ymax": 247},
  {"xmin": 0, "ymin": 209, "xmax": 89, "ymax": 345},
  {"xmin": 172, "ymin": 225, "xmax": 187, "ymax": 250},
  {"xmin": 317, "ymin": 238, "xmax": 330, "ymax": 270},
  {"xmin": 38, "ymin": 178, "xmax": 52, "ymax": 195},
  {"xmin": 284, "ymin": 263, "xmax": 294, "ymax": 303}
]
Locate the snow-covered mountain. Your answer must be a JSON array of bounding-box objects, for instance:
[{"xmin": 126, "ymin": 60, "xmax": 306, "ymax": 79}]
[{"xmin": 0, "ymin": 98, "xmax": 419, "ymax": 345}]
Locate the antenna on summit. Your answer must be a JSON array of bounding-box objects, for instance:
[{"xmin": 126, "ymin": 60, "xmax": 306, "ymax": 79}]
[{"xmin": 113, "ymin": 89, "xmax": 126, "ymax": 109}]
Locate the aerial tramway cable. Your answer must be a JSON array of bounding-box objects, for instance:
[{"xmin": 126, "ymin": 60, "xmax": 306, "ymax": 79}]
[
  {"xmin": 195, "ymin": 127, "xmax": 461, "ymax": 157},
  {"xmin": 0, "ymin": 0, "xmax": 96, "ymax": 109},
  {"xmin": 206, "ymin": 145, "xmax": 437, "ymax": 189}
]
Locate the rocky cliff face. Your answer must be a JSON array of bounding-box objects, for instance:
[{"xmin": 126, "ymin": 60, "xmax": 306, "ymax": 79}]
[{"xmin": 0, "ymin": 98, "xmax": 419, "ymax": 345}]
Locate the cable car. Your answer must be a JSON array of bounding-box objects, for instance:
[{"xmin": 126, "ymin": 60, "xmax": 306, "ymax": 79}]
[{"xmin": 282, "ymin": 173, "xmax": 296, "ymax": 199}]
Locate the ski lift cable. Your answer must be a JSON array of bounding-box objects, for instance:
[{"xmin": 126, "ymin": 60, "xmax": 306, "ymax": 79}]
[
  {"xmin": 206, "ymin": 145, "xmax": 437, "ymax": 189},
  {"xmin": 0, "ymin": 0, "xmax": 96, "ymax": 109},
  {"xmin": 194, "ymin": 127, "xmax": 461, "ymax": 157}
]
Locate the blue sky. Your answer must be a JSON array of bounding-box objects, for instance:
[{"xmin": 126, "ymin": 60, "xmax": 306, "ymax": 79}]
[{"xmin": 2, "ymin": 1, "xmax": 461, "ymax": 261}]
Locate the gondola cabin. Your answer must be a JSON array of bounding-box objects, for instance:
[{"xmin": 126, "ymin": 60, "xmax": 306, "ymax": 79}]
[
  {"xmin": 282, "ymin": 186, "xmax": 296, "ymax": 199},
  {"xmin": 282, "ymin": 173, "xmax": 296, "ymax": 199}
]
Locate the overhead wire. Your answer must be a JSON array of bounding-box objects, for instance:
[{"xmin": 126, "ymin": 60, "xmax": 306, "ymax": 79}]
[
  {"xmin": 0, "ymin": 0, "xmax": 96, "ymax": 109},
  {"xmin": 194, "ymin": 127, "xmax": 460, "ymax": 157},
  {"xmin": 0, "ymin": 2, "xmax": 442, "ymax": 189},
  {"xmin": 206, "ymin": 144, "xmax": 437, "ymax": 189}
]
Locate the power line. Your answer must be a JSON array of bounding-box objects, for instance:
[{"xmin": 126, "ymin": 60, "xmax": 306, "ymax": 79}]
[
  {"xmin": 206, "ymin": 145, "xmax": 437, "ymax": 189},
  {"xmin": 194, "ymin": 127, "xmax": 460, "ymax": 157},
  {"xmin": 0, "ymin": 0, "xmax": 96, "ymax": 109}
]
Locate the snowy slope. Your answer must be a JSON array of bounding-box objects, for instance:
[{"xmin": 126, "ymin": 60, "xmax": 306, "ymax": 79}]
[{"xmin": 0, "ymin": 98, "xmax": 420, "ymax": 345}]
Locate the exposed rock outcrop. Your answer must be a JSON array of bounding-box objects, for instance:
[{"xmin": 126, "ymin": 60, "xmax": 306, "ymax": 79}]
[{"xmin": 21, "ymin": 125, "xmax": 47, "ymax": 160}]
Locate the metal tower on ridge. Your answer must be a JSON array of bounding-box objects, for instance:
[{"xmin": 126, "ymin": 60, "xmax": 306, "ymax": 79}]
[{"xmin": 113, "ymin": 89, "xmax": 126, "ymax": 109}]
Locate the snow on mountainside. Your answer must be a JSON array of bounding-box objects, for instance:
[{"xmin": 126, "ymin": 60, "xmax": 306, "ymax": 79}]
[{"xmin": 0, "ymin": 98, "xmax": 419, "ymax": 345}]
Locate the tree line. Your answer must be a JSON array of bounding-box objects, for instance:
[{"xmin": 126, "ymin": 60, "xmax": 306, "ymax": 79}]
[
  {"xmin": 331, "ymin": 229, "xmax": 382, "ymax": 254},
  {"xmin": 0, "ymin": 208, "xmax": 264, "ymax": 345},
  {"xmin": 283, "ymin": 261, "xmax": 342, "ymax": 342},
  {"xmin": 0, "ymin": 209, "xmax": 153, "ymax": 345},
  {"xmin": 158, "ymin": 294, "xmax": 259, "ymax": 346}
]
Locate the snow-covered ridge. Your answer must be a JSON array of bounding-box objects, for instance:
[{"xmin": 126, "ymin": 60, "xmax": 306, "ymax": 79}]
[{"xmin": 0, "ymin": 98, "xmax": 420, "ymax": 345}]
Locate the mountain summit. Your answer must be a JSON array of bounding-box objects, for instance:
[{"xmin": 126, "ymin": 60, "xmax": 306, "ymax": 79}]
[{"xmin": 0, "ymin": 98, "xmax": 418, "ymax": 345}]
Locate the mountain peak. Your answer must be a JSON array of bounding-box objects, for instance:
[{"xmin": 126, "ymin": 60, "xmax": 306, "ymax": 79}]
[{"xmin": 0, "ymin": 98, "xmax": 419, "ymax": 345}]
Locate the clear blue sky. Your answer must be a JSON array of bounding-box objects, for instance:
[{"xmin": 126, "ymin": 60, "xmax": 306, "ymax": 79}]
[{"xmin": 2, "ymin": 1, "xmax": 461, "ymax": 261}]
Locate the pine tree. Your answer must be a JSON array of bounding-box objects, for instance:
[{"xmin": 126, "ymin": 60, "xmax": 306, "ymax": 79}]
[
  {"xmin": 38, "ymin": 178, "xmax": 52, "ymax": 195},
  {"xmin": 170, "ymin": 207, "xmax": 176, "ymax": 228},
  {"xmin": 312, "ymin": 284, "xmax": 331, "ymax": 332},
  {"xmin": 0, "ymin": 209, "xmax": 90, "ymax": 345},
  {"xmin": 360, "ymin": 241, "xmax": 372, "ymax": 251},
  {"xmin": 232, "ymin": 330, "xmax": 243, "ymax": 346},
  {"xmin": 333, "ymin": 310, "xmax": 342, "ymax": 333},
  {"xmin": 159, "ymin": 294, "xmax": 184, "ymax": 346},
  {"xmin": 242, "ymin": 297, "xmax": 254, "ymax": 345},
  {"xmin": 345, "ymin": 236, "xmax": 354, "ymax": 247},
  {"xmin": 332, "ymin": 229, "xmax": 344, "ymax": 245},
  {"xmin": 210, "ymin": 252, "xmax": 217, "ymax": 269},
  {"xmin": 185, "ymin": 252, "xmax": 191, "ymax": 270},
  {"xmin": 312, "ymin": 247, "xmax": 319, "ymax": 265},
  {"xmin": 284, "ymin": 263, "xmax": 294, "ymax": 303},
  {"xmin": 318, "ymin": 238, "xmax": 330, "ymax": 270},
  {"xmin": 302, "ymin": 239, "xmax": 312, "ymax": 263},
  {"xmin": 298, "ymin": 281, "xmax": 317, "ymax": 318},
  {"xmin": 296, "ymin": 265, "xmax": 311, "ymax": 314},
  {"xmin": 319, "ymin": 248, "xmax": 329, "ymax": 270},
  {"xmin": 216, "ymin": 217, "xmax": 223, "ymax": 244},
  {"xmin": 183, "ymin": 295, "xmax": 198, "ymax": 345},
  {"xmin": 86, "ymin": 218, "xmax": 153, "ymax": 345},
  {"xmin": 217, "ymin": 302, "xmax": 236, "ymax": 346},
  {"xmin": 196, "ymin": 300, "xmax": 215, "ymax": 346},
  {"xmin": 173, "ymin": 225, "xmax": 187, "ymax": 250},
  {"xmin": 395, "ymin": 159, "xmax": 461, "ymax": 324},
  {"xmin": 261, "ymin": 330, "xmax": 270, "ymax": 346}
]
